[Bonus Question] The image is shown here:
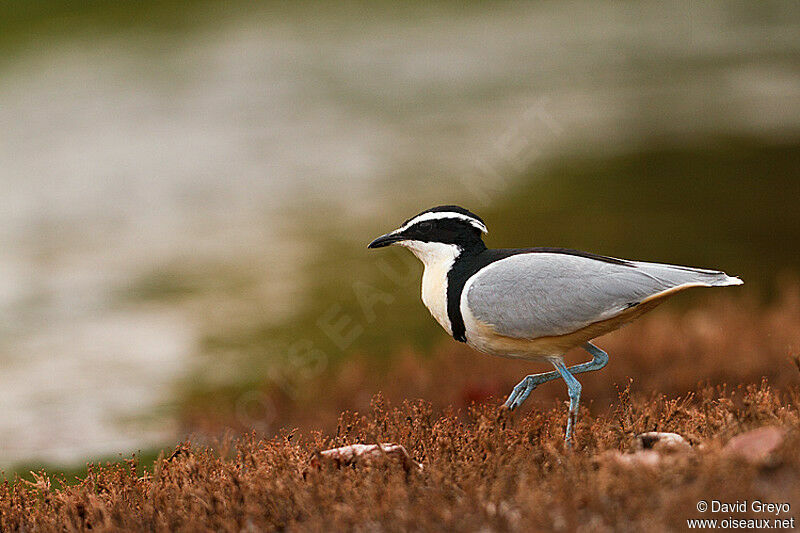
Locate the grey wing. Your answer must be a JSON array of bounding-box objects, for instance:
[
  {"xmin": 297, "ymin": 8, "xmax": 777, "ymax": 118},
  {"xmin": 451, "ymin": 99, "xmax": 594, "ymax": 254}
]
[{"xmin": 465, "ymin": 252, "xmax": 742, "ymax": 339}]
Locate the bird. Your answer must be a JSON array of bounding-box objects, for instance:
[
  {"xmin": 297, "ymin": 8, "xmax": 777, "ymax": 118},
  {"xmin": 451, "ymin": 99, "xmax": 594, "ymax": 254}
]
[{"xmin": 367, "ymin": 205, "xmax": 743, "ymax": 446}]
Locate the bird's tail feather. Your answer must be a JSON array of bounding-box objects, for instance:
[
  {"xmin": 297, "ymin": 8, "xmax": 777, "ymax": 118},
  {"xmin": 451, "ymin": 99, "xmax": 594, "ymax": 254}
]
[{"xmin": 632, "ymin": 261, "xmax": 743, "ymax": 288}]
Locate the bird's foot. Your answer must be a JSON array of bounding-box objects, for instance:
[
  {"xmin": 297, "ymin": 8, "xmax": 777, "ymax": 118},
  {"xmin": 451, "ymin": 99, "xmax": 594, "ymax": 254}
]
[{"xmin": 503, "ymin": 376, "xmax": 537, "ymax": 410}]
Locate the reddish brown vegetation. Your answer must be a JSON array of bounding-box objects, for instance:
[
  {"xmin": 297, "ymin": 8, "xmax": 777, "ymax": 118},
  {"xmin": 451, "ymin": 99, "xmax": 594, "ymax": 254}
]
[
  {"xmin": 3, "ymin": 385, "xmax": 800, "ymax": 531},
  {"xmin": 3, "ymin": 288, "xmax": 800, "ymax": 531}
]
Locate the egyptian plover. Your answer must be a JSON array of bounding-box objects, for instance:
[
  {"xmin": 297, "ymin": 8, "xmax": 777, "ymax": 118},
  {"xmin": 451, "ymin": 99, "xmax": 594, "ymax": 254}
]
[{"xmin": 368, "ymin": 205, "xmax": 742, "ymax": 445}]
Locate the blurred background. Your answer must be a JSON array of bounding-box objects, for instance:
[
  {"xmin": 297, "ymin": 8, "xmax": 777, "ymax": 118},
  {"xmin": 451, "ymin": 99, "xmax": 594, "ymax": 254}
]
[{"xmin": 1, "ymin": 1, "xmax": 799, "ymax": 473}]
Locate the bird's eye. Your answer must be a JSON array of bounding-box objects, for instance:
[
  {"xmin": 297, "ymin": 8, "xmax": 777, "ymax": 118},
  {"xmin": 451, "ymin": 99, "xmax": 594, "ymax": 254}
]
[{"xmin": 418, "ymin": 221, "xmax": 433, "ymax": 233}]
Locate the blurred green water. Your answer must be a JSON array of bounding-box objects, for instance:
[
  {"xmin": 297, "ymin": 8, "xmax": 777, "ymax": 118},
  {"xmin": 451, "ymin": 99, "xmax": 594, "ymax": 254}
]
[{"xmin": 0, "ymin": 0, "xmax": 225, "ymax": 47}]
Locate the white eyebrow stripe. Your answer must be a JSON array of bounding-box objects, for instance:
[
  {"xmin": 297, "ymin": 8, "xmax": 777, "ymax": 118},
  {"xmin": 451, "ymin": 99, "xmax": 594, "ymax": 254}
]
[{"xmin": 395, "ymin": 211, "xmax": 488, "ymax": 234}]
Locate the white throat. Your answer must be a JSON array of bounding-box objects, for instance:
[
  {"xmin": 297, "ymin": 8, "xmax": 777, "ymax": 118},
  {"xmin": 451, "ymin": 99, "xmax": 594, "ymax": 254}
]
[{"xmin": 401, "ymin": 240, "xmax": 461, "ymax": 335}]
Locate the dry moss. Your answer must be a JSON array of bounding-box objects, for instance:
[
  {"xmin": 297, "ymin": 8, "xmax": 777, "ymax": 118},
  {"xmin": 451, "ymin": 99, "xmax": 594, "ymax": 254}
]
[{"xmin": 2, "ymin": 383, "xmax": 799, "ymax": 532}]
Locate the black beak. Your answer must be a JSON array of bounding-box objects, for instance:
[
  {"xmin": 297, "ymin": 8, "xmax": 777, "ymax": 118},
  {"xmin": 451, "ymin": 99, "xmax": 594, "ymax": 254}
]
[{"xmin": 368, "ymin": 231, "xmax": 405, "ymax": 249}]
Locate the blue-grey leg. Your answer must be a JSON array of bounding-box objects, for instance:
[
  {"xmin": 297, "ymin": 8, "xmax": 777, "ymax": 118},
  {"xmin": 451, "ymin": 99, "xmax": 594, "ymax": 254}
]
[
  {"xmin": 503, "ymin": 342, "xmax": 608, "ymax": 410},
  {"xmin": 552, "ymin": 360, "xmax": 582, "ymax": 446}
]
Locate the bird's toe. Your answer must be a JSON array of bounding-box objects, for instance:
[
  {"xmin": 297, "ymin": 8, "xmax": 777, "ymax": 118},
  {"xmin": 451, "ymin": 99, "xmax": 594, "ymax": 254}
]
[
  {"xmin": 505, "ymin": 377, "xmax": 538, "ymax": 410},
  {"xmin": 504, "ymin": 381, "xmax": 526, "ymax": 409},
  {"xmin": 503, "ymin": 394, "xmax": 518, "ymax": 410}
]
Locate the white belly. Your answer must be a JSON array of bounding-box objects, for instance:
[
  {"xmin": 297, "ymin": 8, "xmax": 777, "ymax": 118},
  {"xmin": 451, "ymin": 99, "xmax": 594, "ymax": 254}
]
[
  {"xmin": 421, "ymin": 263, "xmax": 452, "ymax": 335},
  {"xmin": 401, "ymin": 240, "xmax": 459, "ymax": 336}
]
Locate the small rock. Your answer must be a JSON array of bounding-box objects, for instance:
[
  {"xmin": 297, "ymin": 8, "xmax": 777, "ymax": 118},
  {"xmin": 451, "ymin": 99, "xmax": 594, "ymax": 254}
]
[
  {"xmin": 599, "ymin": 432, "xmax": 692, "ymax": 470},
  {"xmin": 724, "ymin": 426, "xmax": 786, "ymax": 466},
  {"xmin": 635, "ymin": 432, "xmax": 691, "ymax": 452},
  {"xmin": 310, "ymin": 443, "xmax": 423, "ymax": 472}
]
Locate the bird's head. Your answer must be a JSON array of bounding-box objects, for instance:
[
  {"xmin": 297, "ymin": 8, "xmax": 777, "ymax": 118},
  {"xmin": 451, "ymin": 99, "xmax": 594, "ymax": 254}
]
[{"xmin": 368, "ymin": 205, "xmax": 488, "ymax": 261}]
